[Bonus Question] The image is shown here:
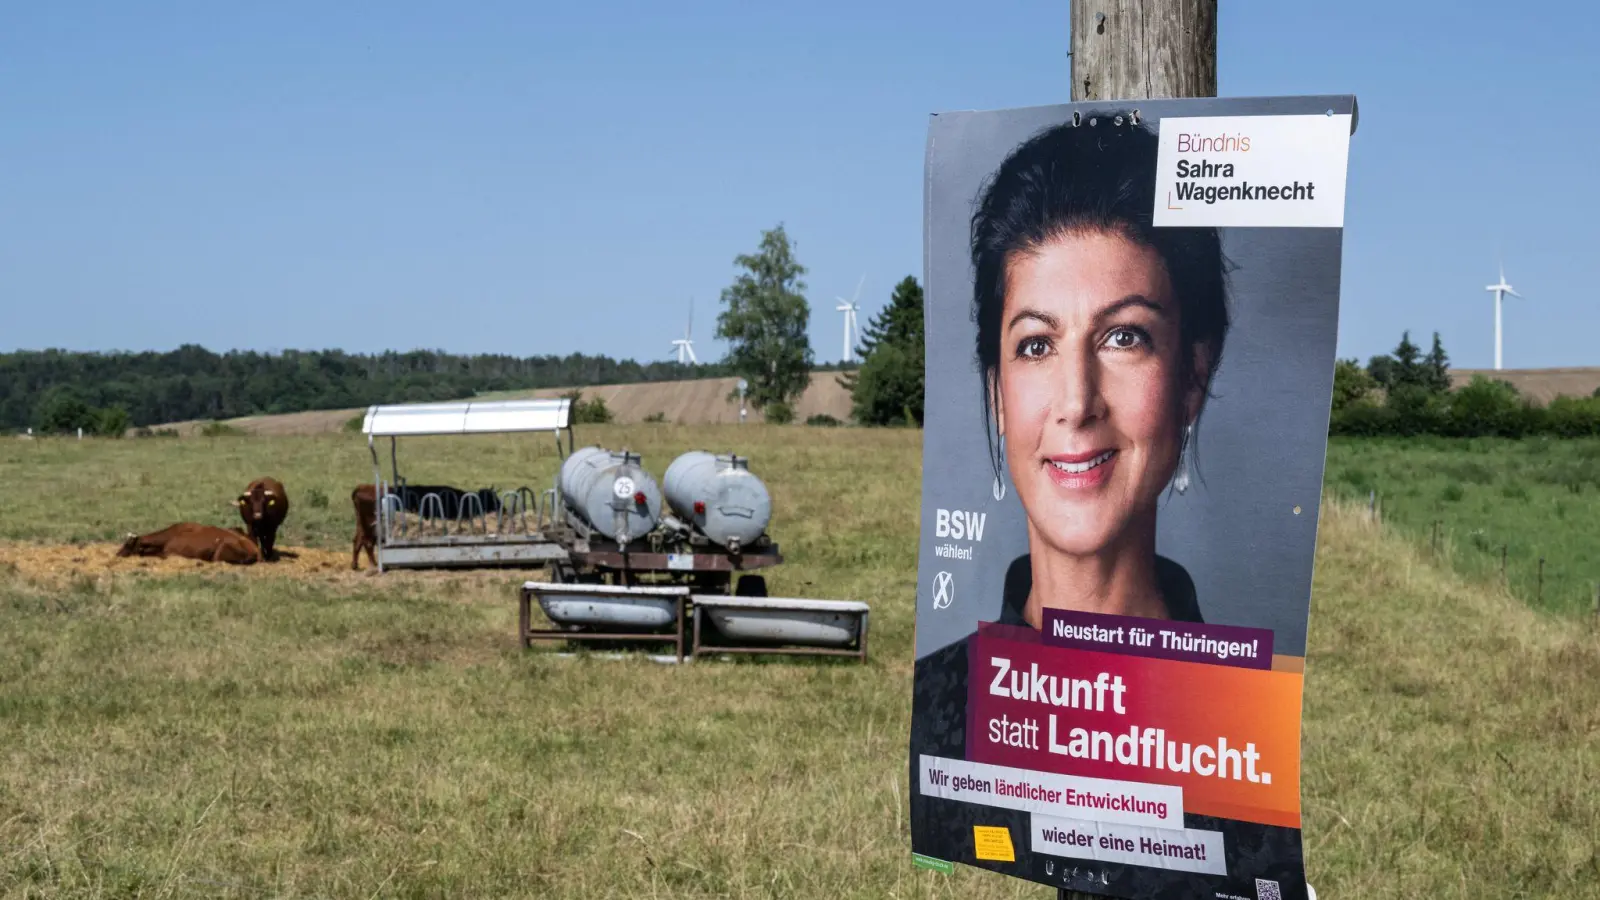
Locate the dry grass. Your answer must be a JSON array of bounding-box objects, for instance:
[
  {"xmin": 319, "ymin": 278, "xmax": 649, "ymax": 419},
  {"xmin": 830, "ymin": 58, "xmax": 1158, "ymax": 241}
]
[
  {"xmin": 1302, "ymin": 497, "xmax": 1600, "ymax": 897},
  {"xmin": 0, "ymin": 427, "xmax": 1596, "ymax": 898}
]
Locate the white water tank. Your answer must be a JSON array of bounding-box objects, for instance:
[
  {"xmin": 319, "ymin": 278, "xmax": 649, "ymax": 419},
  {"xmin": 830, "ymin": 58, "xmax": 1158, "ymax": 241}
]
[
  {"xmin": 663, "ymin": 450, "xmax": 772, "ymax": 551},
  {"xmin": 558, "ymin": 446, "xmax": 662, "ymax": 544}
]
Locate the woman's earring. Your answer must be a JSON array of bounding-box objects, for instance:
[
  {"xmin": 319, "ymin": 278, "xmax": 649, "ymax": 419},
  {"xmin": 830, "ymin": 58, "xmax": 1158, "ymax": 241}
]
[
  {"xmin": 1173, "ymin": 425, "xmax": 1193, "ymax": 495},
  {"xmin": 992, "ymin": 437, "xmax": 1007, "ymax": 501}
]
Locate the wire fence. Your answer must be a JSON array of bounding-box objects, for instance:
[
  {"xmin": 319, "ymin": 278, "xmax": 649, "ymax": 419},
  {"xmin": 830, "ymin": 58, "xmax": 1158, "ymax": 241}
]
[{"xmin": 1355, "ymin": 489, "xmax": 1600, "ymax": 619}]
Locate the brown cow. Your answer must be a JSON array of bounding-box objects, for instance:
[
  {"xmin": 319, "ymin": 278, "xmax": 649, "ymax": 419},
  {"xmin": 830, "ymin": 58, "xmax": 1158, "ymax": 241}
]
[
  {"xmin": 351, "ymin": 483, "xmax": 378, "ymax": 571},
  {"xmin": 237, "ymin": 477, "xmax": 289, "ymax": 561},
  {"xmin": 117, "ymin": 523, "xmax": 262, "ymax": 565}
]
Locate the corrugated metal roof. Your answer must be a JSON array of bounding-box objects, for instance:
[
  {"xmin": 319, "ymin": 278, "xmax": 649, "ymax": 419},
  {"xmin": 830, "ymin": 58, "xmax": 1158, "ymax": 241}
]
[{"xmin": 362, "ymin": 398, "xmax": 571, "ymax": 436}]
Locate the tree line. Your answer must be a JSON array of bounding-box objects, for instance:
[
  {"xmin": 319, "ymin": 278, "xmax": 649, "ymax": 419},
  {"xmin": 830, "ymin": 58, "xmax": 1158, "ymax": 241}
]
[
  {"xmin": 3, "ymin": 347, "xmax": 736, "ymax": 434},
  {"xmin": 1332, "ymin": 331, "xmax": 1600, "ymax": 438},
  {"xmin": 14, "ymin": 220, "xmax": 1595, "ymax": 441}
]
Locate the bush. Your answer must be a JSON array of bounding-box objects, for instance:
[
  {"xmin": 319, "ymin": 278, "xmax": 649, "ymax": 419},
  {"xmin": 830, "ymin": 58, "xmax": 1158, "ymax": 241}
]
[
  {"xmin": 1331, "ymin": 359, "xmax": 1377, "ymax": 412},
  {"xmin": 1329, "ymin": 374, "xmax": 1600, "ymax": 440},
  {"xmin": 850, "ymin": 340, "xmax": 924, "ymax": 427},
  {"xmin": 1544, "ymin": 396, "xmax": 1600, "ymax": 438},
  {"xmin": 806, "ymin": 414, "xmax": 842, "ymax": 427},
  {"xmin": 563, "ymin": 391, "xmax": 613, "ymax": 425},
  {"xmin": 34, "ymin": 387, "xmax": 97, "ymax": 435},
  {"xmin": 343, "ymin": 414, "xmax": 366, "ymax": 433},
  {"xmin": 305, "ymin": 487, "xmax": 330, "ymax": 509},
  {"xmin": 763, "ymin": 401, "xmax": 794, "ymax": 425},
  {"xmin": 643, "ymin": 412, "xmax": 666, "ymax": 423},
  {"xmin": 1329, "ymin": 401, "xmax": 1394, "ymax": 437},
  {"xmin": 94, "ymin": 405, "xmax": 131, "ymax": 438},
  {"xmin": 199, "ymin": 421, "xmax": 246, "ymax": 437},
  {"xmin": 134, "ymin": 426, "xmax": 179, "ymax": 439}
]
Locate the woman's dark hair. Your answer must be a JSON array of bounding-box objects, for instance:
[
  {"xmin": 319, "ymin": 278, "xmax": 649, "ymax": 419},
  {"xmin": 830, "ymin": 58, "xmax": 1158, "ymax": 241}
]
[{"xmin": 971, "ymin": 110, "xmax": 1232, "ymax": 484}]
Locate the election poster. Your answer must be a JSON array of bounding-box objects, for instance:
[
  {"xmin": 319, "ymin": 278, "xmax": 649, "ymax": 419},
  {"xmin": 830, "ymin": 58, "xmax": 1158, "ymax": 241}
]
[{"xmin": 908, "ymin": 95, "xmax": 1357, "ymax": 900}]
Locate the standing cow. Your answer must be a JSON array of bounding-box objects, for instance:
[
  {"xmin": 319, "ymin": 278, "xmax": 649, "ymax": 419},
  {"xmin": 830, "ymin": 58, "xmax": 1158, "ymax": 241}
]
[
  {"xmin": 351, "ymin": 483, "xmax": 378, "ymax": 571},
  {"xmin": 237, "ymin": 477, "xmax": 290, "ymax": 561}
]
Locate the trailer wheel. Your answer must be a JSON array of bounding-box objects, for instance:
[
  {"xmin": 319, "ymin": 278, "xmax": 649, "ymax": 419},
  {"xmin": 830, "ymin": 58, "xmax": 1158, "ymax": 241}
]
[{"xmin": 735, "ymin": 575, "xmax": 768, "ymax": 597}]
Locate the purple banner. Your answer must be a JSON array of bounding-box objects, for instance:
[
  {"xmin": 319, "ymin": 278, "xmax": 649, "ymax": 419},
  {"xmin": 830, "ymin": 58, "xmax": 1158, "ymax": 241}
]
[{"xmin": 1041, "ymin": 609, "xmax": 1275, "ymax": 670}]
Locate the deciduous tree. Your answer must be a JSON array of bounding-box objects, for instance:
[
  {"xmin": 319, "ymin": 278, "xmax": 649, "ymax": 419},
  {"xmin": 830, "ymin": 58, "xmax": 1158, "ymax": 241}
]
[{"xmin": 715, "ymin": 224, "xmax": 814, "ymax": 411}]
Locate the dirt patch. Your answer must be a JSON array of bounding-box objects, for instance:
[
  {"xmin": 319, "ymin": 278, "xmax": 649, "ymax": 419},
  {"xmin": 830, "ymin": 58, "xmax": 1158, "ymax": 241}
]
[
  {"xmin": 0, "ymin": 542, "xmax": 543, "ymax": 597},
  {"xmin": 0, "ymin": 541, "xmax": 360, "ymax": 584}
]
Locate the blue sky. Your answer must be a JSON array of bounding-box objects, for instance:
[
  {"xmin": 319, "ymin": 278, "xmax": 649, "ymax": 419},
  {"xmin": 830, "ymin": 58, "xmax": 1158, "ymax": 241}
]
[{"xmin": 2, "ymin": 1, "xmax": 1596, "ymax": 370}]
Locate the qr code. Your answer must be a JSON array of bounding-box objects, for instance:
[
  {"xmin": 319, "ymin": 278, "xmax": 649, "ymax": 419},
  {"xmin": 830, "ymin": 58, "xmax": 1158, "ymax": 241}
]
[{"xmin": 1254, "ymin": 879, "xmax": 1283, "ymax": 900}]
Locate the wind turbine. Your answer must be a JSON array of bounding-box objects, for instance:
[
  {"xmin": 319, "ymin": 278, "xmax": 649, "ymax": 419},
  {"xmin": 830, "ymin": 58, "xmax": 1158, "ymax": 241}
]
[
  {"xmin": 671, "ymin": 299, "xmax": 697, "ymax": 365},
  {"xmin": 836, "ymin": 275, "xmax": 864, "ymax": 365},
  {"xmin": 1484, "ymin": 263, "xmax": 1522, "ymax": 371}
]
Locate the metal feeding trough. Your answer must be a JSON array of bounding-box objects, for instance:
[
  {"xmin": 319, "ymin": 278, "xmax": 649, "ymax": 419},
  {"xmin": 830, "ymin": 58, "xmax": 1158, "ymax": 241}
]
[{"xmin": 361, "ymin": 398, "xmax": 575, "ymax": 571}]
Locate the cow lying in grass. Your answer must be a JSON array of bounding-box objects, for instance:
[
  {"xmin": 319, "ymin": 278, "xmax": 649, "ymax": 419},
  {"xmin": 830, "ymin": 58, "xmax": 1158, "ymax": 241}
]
[{"xmin": 117, "ymin": 523, "xmax": 262, "ymax": 565}]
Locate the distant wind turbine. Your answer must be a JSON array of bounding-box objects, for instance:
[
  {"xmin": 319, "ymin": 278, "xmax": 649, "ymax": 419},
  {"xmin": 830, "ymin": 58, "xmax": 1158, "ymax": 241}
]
[
  {"xmin": 671, "ymin": 299, "xmax": 697, "ymax": 364},
  {"xmin": 836, "ymin": 275, "xmax": 864, "ymax": 365},
  {"xmin": 1484, "ymin": 263, "xmax": 1523, "ymax": 371}
]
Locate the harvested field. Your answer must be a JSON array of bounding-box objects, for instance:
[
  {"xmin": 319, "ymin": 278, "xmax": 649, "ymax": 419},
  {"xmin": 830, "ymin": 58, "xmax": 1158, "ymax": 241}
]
[
  {"xmin": 133, "ymin": 407, "xmax": 366, "ymax": 438},
  {"xmin": 1449, "ymin": 366, "xmax": 1600, "ymax": 404},
  {"xmin": 512, "ymin": 372, "xmax": 853, "ymax": 425},
  {"xmin": 135, "ymin": 372, "xmax": 856, "ymax": 437}
]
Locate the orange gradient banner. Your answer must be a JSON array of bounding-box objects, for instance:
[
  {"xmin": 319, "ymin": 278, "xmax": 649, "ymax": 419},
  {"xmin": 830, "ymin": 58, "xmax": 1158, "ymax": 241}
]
[{"xmin": 966, "ymin": 626, "xmax": 1304, "ymax": 829}]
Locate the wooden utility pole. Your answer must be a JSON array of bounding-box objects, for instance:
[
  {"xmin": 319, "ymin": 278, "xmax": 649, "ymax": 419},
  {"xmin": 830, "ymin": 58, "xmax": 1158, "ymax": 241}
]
[
  {"xmin": 1064, "ymin": 8, "xmax": 1219, "ymax": 900},
  {"xmin": 1069, "ymin": 0, "xmax": 1217, "ymax": 102}
]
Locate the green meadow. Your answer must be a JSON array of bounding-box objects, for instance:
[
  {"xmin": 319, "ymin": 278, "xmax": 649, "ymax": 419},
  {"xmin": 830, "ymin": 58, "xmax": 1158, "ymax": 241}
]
[
  {"xmin": 1324, "ymin": 436, "xmax": 1600, "ymax": 615},
  {"xmin": 0, "ymin": 428, "xmax": 1595, "ymax": 898}
]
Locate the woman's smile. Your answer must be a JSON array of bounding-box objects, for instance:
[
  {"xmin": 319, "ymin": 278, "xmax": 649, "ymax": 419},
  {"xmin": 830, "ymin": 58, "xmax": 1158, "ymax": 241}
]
[{"xmin": 1045, "ymin": 448, "xmax": 1118, "ymax": 489}]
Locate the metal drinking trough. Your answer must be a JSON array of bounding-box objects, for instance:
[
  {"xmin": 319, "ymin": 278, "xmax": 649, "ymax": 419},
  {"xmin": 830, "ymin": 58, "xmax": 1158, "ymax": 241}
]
[
  {"xmin": 690, "ymin": 595, "xmax": 870, "ymax": 661},
  {"xmin": 518, "ymin": 581, "xmax": 690, "ymax": 662},
  {"xmin": 363, "ymin": 398, "xmax": 575, "ymax": 571}
]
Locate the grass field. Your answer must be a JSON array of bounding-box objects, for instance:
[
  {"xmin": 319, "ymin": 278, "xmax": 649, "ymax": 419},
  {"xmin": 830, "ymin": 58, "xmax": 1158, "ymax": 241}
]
[
  {"xmin": 1324, "ymin": 436, "xmax": 1600, "ymax": 615},
  {"xmin": 1, "ymin": 427, "xmax": 1597, "ymax": 898}
]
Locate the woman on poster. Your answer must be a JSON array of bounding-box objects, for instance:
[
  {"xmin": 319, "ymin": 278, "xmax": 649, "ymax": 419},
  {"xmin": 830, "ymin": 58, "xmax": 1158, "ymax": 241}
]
[
  {"xmin": 907, "ymin": 112, "xmax": 1303, "ymax": 891},
  {"xmin": 971, "ymin": 111, "xmax": 1231, "ymax": 630}
]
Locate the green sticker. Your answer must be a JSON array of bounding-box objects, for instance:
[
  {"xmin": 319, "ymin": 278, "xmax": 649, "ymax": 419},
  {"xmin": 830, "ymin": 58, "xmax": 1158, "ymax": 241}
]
[{"xmin": 912, "ymin": 853, "xmax": 954, "ymax": 874}]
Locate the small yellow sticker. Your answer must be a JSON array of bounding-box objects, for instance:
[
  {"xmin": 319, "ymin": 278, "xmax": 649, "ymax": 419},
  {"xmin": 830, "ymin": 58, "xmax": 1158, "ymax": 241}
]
[{"xmin": 973, "ymin": 825, "xmax": 1015, "ymax": 862}]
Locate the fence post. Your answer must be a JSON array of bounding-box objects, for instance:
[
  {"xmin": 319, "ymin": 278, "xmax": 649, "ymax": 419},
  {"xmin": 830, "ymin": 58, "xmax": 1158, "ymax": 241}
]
[
  {"xmin": 1501, "ymin": 545, "xmax": 1508, "ymax": 581},
  {"xmin": 1537, "ymin": 557, "xmax": 1545, "ymax": 604}
]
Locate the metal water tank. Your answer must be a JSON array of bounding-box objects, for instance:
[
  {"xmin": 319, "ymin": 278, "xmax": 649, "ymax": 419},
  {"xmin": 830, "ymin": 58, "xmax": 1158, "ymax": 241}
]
[
  {"xmin": 558, "ymin": 446, "xmax": 662, "ymax": 543},
  {"xmin": 663, "ymin": 450, "xmax": 772, "ymax": 551}
]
